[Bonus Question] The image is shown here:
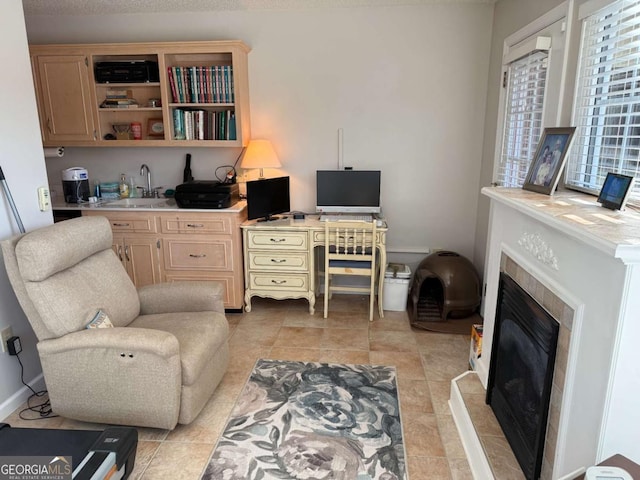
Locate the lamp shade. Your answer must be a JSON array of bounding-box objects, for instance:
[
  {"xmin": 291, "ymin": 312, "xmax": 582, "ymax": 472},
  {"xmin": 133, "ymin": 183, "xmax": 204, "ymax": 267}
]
[{"xmin": 240, "ymin": 140, "xmax": 281, "ymax": 178}]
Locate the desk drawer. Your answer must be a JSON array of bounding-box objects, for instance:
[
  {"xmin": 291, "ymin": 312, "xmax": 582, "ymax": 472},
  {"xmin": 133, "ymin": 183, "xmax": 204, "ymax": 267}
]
[
  {"xmin": 163, "ymin": 238, "xmax": 233, "ymax": 271},
  {"xmin": 248, "ymin": 251, "xmax": 308, "ymax": 271},
  {"xmin": 248, "ymin": 272, "xmax": 309, "ymax": 292},
  {"xmin": 83, "ymin": 211, "xmax": 157, "ymax": 233},
  {"xmin": 160, "ymin": 215, "xmax": 232, "ymax": 235},
  {"xmin": 313, "ymin": 230, "xmax": 380, "ymax": 246},
  {"xmin": 247, "ymin": 231, "xmax": 307, "ymax": 251}
]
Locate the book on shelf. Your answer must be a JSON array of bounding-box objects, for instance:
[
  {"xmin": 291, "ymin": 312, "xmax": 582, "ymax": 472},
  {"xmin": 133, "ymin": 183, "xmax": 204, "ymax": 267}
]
[
  {"xmin": 228, "ymin": 112, "xmax": 236, "ymax": 140},
  {"xmin": 172, "ymin": 107, "xmax": 235, "ymax": 141},
  {"xmin": 167, "ymin": 68, "xmax": 178, "ymax": 103},
  {"xmin": 167, "ymin": 65, "xmax": 234, "ymax": 105},
  {"xmin": 100, "ymin": 98, "xmax": 138, "ymax": 108},
  {"xmin": 105, "ymin": 89, "xmax": 133, "ymax": 99}
]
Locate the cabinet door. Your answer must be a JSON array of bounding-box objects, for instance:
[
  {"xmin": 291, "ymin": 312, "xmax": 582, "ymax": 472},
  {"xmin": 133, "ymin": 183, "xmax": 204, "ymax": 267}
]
[
  {"xmin": 124, "ymin": 235, "xmax": 161, "ymax": 288},
  {"xmin": 35, "ymin": 55, "xmax": 96, "ymax": 144},
  {"xmin": 111, "ymin": 237, "xmax": 127, "ymax": 268}
]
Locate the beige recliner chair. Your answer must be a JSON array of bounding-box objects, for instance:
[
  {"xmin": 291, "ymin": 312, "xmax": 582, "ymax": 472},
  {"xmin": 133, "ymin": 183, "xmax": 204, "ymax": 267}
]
[{"xmin": 0, "ymin": 216, "xmax": 229, "ymax": 430}]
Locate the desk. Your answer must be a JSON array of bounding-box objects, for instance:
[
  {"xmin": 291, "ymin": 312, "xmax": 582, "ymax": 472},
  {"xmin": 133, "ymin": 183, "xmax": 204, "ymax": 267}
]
[{"xmin": 241, "ymin": 216, "xmax": 387, "ymax": 316}]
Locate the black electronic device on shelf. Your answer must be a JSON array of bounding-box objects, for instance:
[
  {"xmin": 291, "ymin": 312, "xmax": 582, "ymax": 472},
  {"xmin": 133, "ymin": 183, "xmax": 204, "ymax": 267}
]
[
  {"xmin": 247, "ymin": 176, "xmax": 290, "ymax": 221},
  {"xmin": 94, "ymin": 61, "xmax": 160, "ymax": 83}
]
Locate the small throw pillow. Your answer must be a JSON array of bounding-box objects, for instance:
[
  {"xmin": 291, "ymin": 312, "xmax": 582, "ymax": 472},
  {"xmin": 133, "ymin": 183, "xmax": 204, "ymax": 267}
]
[{"xmin": 86, "ymin": 309, "xmax": 114, "ymax": 329}]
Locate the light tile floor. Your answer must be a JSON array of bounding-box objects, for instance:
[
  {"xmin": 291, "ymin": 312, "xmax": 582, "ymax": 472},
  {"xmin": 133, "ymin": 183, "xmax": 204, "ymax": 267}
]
[{"xmin": 3, "ymin": 295, "xmax": 474, "ymax": 479}]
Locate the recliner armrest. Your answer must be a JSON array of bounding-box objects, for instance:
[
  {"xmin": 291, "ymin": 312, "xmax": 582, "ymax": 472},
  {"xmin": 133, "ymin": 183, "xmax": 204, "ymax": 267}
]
[
  {"xmin": 37, "ymin": 327, "xmax": 179, "ymax": 358},
  {"xmin": 137, "ymin": 281, "xmax": 225, "ymax": 315}
]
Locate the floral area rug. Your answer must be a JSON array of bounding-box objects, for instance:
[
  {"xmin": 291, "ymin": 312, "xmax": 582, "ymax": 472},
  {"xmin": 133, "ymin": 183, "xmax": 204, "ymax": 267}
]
[{"xmin": 202, "ymin": 359, "xmax": 407, "ymax": 480}]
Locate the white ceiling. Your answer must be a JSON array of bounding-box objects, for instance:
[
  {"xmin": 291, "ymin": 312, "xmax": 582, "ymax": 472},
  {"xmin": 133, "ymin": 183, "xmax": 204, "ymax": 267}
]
[{"xmin": 22, "ymin": 0, "xmax": 495, "ymax": 16}]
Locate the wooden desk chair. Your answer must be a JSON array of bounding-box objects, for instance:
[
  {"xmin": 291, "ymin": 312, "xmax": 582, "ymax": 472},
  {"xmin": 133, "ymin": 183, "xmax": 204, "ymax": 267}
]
[{"xmin": 323, "ymin": 220, "xmax": 378, "ymax": 321}]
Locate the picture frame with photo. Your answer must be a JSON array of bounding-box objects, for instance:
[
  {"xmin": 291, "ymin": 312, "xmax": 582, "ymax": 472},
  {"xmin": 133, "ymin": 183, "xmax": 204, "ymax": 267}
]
[
  {"xmin": 523, "ymin": 127, "xmax": 576, "ymax": 195},
  {"xmin": 147, "ymin": 118, "xmax": 165, "ymax": 137}
]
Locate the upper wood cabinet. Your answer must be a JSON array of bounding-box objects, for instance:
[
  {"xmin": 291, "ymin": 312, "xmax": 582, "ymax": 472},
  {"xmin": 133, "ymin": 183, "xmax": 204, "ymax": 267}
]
[
  {"xmin": 32, "ymin": 54, "xmax": 97, "ymax": 144},
  {"xmin": 29, "ymin": 41, "xmax": 251, "ymax": 148}
]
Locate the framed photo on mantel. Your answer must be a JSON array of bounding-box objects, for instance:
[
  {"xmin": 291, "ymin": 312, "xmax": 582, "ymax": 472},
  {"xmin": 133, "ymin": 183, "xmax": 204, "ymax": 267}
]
[{"xmin": 523, "ymin": 127, "xmax": 576, "ymax": 195}]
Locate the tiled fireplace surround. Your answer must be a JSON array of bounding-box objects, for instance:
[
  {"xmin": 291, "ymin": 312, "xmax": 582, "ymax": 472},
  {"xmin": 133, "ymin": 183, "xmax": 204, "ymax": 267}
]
[
  {"xmin": 451, "ymin": 187, "xmax": 640, "ymax": 479},
  {"xmin": 501, "ymin": 253, "xmax": 573, "ymax": 479},
  {"xmin": 450, "ymin": 252, "xmax": 574, "ymax": 480}
]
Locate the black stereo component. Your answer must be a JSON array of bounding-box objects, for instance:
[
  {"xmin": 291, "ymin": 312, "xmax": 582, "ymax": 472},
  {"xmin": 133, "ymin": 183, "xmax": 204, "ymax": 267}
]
[
  {"xmin": 94, "ymin": 61, "xmax": 160, "ymax": 84},
  {"xmin": 175, "ymin": 181, "xmax": 239, "ymax": 209}
]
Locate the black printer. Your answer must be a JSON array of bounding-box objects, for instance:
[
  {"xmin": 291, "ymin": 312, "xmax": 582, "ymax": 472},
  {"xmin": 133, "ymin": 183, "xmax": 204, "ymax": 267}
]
[{"xmin": 174, "ymin": 181, "xmax": 239, "ymax": 209}]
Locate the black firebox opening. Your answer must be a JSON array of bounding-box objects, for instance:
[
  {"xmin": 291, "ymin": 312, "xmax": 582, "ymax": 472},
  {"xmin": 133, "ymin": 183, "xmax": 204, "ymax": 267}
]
[{"xmin": 486, "ymin": 273, "xmax": 559, "ymax": 480}]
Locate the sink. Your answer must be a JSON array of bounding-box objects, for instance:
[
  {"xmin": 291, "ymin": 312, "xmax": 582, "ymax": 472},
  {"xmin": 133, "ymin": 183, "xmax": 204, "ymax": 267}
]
[{"xmin": 104, "ymin": 198, "xmax": 168, "ymax": 208}]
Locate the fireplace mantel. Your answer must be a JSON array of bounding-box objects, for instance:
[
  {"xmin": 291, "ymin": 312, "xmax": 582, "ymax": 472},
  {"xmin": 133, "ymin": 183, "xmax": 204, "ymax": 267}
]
[{"xmin": 452, "ymin": 187, "xmax": 640, "ymax": 479}]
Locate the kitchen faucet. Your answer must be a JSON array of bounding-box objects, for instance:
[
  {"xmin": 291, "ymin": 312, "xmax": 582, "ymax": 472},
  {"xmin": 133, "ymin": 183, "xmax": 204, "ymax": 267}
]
[{"xmin": 139, "ymin": 164, "xmax": 157, "ymax": 198}]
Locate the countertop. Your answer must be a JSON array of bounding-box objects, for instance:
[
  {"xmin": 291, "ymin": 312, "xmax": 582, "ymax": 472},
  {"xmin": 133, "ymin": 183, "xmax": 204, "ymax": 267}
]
[{"xmin": 52, "ymin": 198, "xmax": 247, "ymax": 213}]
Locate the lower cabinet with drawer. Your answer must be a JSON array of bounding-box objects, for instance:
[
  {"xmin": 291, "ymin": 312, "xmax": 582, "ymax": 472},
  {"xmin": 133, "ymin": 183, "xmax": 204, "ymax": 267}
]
[
  {"xmin": 241, "ymin": 226, "xmax": 315, "ymax": 314},
  {"xmin": 83, "ymin": 211, "xmax": 161, "ymax": 288},
  {"xmin": 83, "ymin": 207, "xmax": 246, "ymax": 310}
]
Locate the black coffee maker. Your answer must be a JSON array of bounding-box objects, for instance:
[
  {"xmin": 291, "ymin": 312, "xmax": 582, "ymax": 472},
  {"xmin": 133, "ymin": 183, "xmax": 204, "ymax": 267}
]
[{"xmin": 61, "ymin": 167, "xmax": 90, "ymax": 203}]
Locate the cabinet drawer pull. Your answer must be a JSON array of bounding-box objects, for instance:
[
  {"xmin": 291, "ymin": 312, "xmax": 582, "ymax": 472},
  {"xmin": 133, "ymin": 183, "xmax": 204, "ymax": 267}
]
[
  {"xmin": 271, "ymin": 258, "xmax": 287, "ymax": 263},
  {"xmin": 113, "ymin": 223, "xmax": 130, "ymax": 227},
  {"xmin": 271, "ymin": 279, "xmax": 287, "ymax": 285},
  {"xmin": 189, "ymin": 254, "xmax": 207, "ymax": 258},
  {"xmin": 187, "ymin": 223, "xmax": 204, "ymax": 228},
  {"xmin": 117, "ymin": 245, "xmax": 123, "ymax": 261},
  {"xmin": 270, "ymin": 238, "xmax": 286, "ymax": 243},
  {"xmin": 124, "ymin": 245, "xmax": 130, "ymax": 262}
]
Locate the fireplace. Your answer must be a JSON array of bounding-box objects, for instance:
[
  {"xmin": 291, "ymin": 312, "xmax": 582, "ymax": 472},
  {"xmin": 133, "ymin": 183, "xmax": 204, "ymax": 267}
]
[
  {"xmin": 451, "ymin": 188, "xmax": 640, "ymax": 479},
  {"xmin": 487, "ymin": 272, "xmax": 559, "ymax": 480}
]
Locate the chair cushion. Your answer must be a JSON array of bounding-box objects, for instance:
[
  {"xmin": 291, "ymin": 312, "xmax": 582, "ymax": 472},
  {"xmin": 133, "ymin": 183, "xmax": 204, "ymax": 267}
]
[
  {"xmin": 329, "ymin": 260, "xmax": 372, "ymax": 269},
  {"xmin": 15, "ymin": 216, "xmax": 140, "ymax": 337},
  {"xmin": 15, "ymin": 216, "xmax": 113, "ymax": 281},
  {"xmin": 129, "ymin": 312, "xmax": 229, "ymax": 386},
  {"xmin": 22, "ymin": 249, "xmax": 141, "ymax": 337}
]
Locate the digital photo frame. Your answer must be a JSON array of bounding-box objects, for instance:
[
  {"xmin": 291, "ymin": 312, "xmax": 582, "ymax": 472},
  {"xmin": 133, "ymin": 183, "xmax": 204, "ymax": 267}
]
[{"xmin": 597, "ymin": 173, "xmax": 634, "ymax": 210}]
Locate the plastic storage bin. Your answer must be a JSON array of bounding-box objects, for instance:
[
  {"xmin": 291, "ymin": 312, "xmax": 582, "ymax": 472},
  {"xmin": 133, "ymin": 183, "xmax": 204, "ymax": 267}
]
[{"xmin": 382, "ymin": 263, "xmax": 411, "ymax": 311}]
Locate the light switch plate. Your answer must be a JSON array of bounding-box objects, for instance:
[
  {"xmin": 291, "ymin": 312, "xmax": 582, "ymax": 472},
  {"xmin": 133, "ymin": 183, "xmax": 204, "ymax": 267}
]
[{"xmin": 38, "ymin": 186, "xmax": 50, "ymax": 211}]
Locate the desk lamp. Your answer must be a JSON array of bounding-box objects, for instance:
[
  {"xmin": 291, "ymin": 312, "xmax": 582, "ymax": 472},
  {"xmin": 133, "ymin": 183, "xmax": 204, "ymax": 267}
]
[{"xmin": 240, "ymin": 139, "xmax": 281, "ymax": 179}]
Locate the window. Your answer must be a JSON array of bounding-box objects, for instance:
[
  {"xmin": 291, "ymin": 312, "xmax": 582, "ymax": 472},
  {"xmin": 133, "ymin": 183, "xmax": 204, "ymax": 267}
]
[
  {"xmin": 496, "ymin": 51, "xmax": 549, "ymax": 187},
  {"xmin": 566, "ymin": 0, "xmax": 640, "ymax": 198}
]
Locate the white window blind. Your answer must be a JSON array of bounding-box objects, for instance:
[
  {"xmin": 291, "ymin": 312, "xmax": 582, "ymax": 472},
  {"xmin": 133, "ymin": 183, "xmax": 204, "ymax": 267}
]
[
  {"xmin": 496, "ymin": 51, "xmax": 549, "ymax": 187},
  {"xmin": 567, "ymin": 0, "xmax": 640, "ymax": 197}
]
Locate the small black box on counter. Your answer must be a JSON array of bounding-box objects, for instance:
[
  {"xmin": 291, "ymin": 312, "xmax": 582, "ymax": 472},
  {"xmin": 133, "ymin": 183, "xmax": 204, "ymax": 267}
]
[{"xmin": 175, "ymin": 181, "xmax": 239, "ymax": 209}]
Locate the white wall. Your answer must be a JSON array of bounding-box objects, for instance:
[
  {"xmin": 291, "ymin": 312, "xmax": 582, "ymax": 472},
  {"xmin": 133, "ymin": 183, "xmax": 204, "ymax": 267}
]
[
  {"xmin": 0, "ymin": 0, "xmax": 52, "ymax": 418},
  {"xmin": 25, "ymin": 3, "xmax": 494, "ymax": 267}
]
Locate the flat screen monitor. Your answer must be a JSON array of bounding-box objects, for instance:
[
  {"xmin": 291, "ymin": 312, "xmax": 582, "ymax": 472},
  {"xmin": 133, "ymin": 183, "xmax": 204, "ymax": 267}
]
[
  {"xmin": 246, "ymin": 176, "xmax": 290, "ymax": 221},
  {"xmin": 597, "ymin": 172, "xmax": 634, "ymax": 210},
  {"xmin": 316, "ymin": 170, "xmax": 381, "ymax": 213}
]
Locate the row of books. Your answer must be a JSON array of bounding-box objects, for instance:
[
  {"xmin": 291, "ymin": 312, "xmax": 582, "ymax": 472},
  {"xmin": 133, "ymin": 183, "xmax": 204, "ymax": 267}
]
[
  {"xmin": 167, "ymin": 66, "xmax": 234, "ymax": 104},
  {"xmin": 172, "ymin": 108, "xmax": 236, "ymax": 141}
]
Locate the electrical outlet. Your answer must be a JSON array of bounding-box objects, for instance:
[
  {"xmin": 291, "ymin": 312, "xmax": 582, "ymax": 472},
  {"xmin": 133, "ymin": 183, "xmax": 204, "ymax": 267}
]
[{"xmin": 1, "ymin": 326, "xmax": 13, "ymax": 353}]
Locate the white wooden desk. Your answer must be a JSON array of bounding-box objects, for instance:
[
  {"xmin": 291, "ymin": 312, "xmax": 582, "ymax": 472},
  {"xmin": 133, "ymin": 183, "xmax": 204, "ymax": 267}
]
[{"xmin": 241, "ymin": 215, "xmax": 387, "ymax": 316}]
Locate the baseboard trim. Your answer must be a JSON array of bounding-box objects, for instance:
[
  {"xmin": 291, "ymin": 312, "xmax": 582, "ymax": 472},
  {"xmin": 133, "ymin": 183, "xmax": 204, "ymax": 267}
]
[{"xmin": 0, "ymin": 373, "xmax": 45, "ymax": 422}]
